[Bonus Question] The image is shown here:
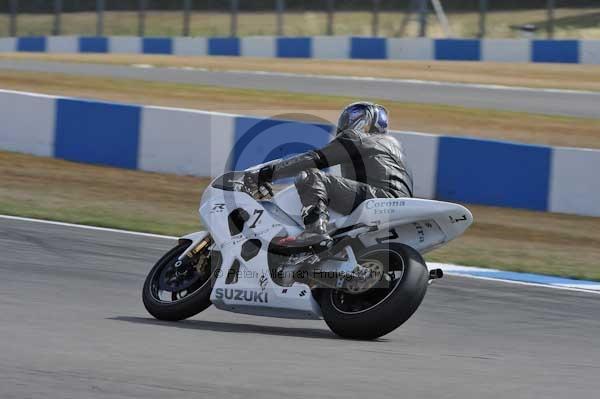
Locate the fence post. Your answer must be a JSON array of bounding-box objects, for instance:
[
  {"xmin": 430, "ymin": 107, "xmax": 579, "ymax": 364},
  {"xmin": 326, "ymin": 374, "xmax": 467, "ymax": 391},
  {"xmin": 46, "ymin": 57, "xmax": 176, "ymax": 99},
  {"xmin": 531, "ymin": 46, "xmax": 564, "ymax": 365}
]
[
  {"xmin": 478, "ymin": 0, "xmax": 487, "ymax": 38},
  {"xmin": 230, "ymin": 0, "xmax": 238, "ymax": 37},
  {"xmin": 53, "ymin": 0, "xmax": 62, "ymax": 36},
  {"xmin": 418, "ymin": 0, "xmax": 428, "ymax": 37},
  {"xmin": 547, "ymin": 0, "xmax": 555, "ymax": 39},
  {"xmin": 138, "ymin": 0, "xmax": 146, "ymax": 37},
  {"xmin": 326, "ymin": 0, "xmax": 334, "ymax": 36},
  {"xmin": 183, "ymin": 0, "xmax": 191, "ymax": 36},
  {"xmin": 9, "ymin": 0, "xmax": 17, "ymax": 37},
  {"xmin": 276, "ymin": 0, "xmax": 284, "ymax": 36},
  {"xmin": 96, "ymin": 0, "xmax": 104, "ymax": 36},
  {"xmin": 372, "ymin": 0, "xmax": 380, "ymax": 37}
]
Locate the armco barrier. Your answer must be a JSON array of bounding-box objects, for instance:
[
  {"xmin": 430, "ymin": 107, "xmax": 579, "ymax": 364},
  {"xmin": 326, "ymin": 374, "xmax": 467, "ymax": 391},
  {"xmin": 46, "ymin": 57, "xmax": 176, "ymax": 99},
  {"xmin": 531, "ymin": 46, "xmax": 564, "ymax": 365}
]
[
  {"xmin": 1, "ymin": 89, "xmax": 599, "ymax": 217},
  {"xmin": 0, "ymin": 36, "xmax": 599, "ymax": 64}
]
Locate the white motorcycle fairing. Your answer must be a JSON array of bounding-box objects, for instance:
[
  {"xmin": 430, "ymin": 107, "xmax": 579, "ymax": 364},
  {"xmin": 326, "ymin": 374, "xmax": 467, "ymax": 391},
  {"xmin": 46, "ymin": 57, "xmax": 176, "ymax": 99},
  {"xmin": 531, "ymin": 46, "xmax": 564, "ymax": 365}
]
[
  {"xmin": 272, "ymin": 186, "xmax": 471, "ymax": 254},
  {"xmin": 192, "ymin": 172, "xmax": 472, "ymax": 320}
]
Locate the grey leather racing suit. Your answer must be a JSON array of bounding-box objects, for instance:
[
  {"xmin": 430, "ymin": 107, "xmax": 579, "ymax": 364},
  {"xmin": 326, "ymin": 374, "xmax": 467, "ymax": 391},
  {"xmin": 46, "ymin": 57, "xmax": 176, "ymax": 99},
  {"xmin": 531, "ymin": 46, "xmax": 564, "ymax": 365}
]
[{"xmin": 260, "ymin": 128, "xmax": 414, "ymax": 218}]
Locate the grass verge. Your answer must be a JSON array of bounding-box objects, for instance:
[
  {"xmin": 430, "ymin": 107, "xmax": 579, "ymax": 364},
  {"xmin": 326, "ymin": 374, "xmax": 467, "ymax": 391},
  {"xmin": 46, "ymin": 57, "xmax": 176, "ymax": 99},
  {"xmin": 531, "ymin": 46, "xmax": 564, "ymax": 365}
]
[
  {"xmin": 1, "ymin": 8, "xmax": 599, "ymax": 38},
  {"xmin": 3, "ymin": 53, "xmax": 600, "ymax": 92},
  {"xmin": 1, "ymin": 69, "xmax": 599, "ymax": 149},
  {"xmin": 2, "ymin": 151, "xmax": 600, "ymax": 281}
]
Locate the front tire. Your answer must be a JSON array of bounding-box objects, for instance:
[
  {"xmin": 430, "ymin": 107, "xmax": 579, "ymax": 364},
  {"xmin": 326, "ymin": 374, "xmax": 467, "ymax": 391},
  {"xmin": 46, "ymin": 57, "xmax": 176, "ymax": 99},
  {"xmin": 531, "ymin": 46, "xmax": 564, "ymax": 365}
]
[
  {"xmin": 142, "ymin": 242, "xmax": 221, "ymax": 321},
  {"xmin": 318, "ymin": 243, "xmax": 428, "ymax": 340}
]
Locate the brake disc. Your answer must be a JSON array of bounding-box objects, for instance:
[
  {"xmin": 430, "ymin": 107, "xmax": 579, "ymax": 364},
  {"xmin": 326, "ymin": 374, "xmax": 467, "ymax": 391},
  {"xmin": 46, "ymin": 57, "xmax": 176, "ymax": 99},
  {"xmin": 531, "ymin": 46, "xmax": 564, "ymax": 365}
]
[{"xmin": 343, "ymin": 259, "xmax": 385, "ymax": 294}]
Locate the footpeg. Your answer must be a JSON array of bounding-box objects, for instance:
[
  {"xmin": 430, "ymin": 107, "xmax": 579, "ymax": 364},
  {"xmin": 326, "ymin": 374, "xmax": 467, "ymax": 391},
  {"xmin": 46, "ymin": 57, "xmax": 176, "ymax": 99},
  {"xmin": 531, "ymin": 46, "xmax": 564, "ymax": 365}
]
[{"xmin": 428, "ymin": 268, "xmax": 443, "ymax": 284}]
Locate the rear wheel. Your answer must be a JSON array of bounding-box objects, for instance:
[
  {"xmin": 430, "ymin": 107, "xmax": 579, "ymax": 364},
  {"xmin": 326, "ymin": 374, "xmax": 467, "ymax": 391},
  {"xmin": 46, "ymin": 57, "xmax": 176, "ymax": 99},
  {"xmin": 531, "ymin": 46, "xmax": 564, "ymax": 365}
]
[
  {"xmin": 142, "ymin": 241, "xmax": 221, "ymax": 321},
  {"xmin": 318, "ymin": 243, "xmax": 428, "ymax": 340}
]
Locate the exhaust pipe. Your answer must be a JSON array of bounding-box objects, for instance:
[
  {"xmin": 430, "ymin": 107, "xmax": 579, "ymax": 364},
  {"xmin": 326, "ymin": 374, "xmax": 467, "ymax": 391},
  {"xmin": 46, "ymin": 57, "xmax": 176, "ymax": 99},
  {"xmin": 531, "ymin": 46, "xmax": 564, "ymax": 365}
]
[{"xmin": 428, "ymin": 268, "xmax": 443, "ymax": 284}]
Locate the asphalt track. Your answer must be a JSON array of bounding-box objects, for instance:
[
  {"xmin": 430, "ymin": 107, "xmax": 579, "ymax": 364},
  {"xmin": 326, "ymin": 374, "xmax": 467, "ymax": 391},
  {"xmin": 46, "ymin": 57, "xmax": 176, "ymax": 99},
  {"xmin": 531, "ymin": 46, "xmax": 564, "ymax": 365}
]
[
  {"xmin": 2, "ymin": 217, "xmax": 600, "ymax": 399},
  {"xmin": 1, "ymin": 59, "xmax": 599, "ymax": 118}
]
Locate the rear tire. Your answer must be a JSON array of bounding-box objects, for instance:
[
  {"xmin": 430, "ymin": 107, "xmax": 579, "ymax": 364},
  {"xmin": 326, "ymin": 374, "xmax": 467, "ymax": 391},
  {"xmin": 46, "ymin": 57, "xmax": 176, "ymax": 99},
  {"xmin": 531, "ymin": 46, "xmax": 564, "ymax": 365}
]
[
  {"xmin": 142, "ymin": 242, "xmax": 221, "ymax": 321},
  {"xmin": 318, "ymin": 243, "xmax": 428, "ymax": 340}
]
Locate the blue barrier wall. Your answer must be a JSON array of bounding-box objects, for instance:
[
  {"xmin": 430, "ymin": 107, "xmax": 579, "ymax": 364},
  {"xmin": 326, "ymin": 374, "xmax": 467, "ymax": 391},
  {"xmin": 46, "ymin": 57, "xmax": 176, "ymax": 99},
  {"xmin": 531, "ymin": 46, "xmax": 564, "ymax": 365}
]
[
  {"xmin": 2, "ymin": 36, "xmax": 598, "ymax": 64},
  {"xmin": 436, "ymin": 137, "xmax": 551, "ymax": 211},
  {"xmin": 531, "ymin": 40, "xmax": 579, "ymax": 63},
  {"xmin": 2, "ymin": 89, "xmax": 600, "ymax": 216},
  {"xmin": 276, "ymin": 37, "xmax": 312, "ymax": 58},
  {"xmin": 350, "ymin": 37, "xmax": 387, "ymax": 59},
  {"xmin": 54, "ymin": 99, "xmax": 141, "ymax": 169},
  {"xmin": 17, "ymin": 36, "xmax": 46, "ymax": 52},
  {"xmin": 142, "ymin": 37, "xmax": 173, "ymax": 55},
  {"xmin": 232, "ymin": 116, "xmax": 332, "ymax": 170},
  {"xmin": 79, "ymin": 37, "xmax": 108, "ymax": 53},
  {"xmin": 208, "ymin": 37, "xmax": 240, "ymax": 56},
  {"xmin": 435, "ymin": 39, "xmax": 481, "ymax": 61}
]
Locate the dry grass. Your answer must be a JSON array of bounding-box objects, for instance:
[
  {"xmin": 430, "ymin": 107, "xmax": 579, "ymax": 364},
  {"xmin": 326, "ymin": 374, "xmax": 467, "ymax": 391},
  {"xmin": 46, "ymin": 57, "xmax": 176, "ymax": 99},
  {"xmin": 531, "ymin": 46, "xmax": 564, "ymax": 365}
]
[
  {"xmin": 3, "ymin": 52, "xmax": 600, "ymax": 92},
  {"xmin": 1, "ymin": 8, "xmax": 600, "ymax": 38},
  {"xmin": 0, "ymin": 151, "xmax": 208, "ymax": 236},
  {"xmin": 0, "ymin": 69, "xmax": 599, "ymax": 149},
  {"xmin": 2, "ymin": 150, "xmax": 599, "ymax": 280},
  {"xmin": 428, "ymin": 204, "xmax": 600, "ymax": 280}
]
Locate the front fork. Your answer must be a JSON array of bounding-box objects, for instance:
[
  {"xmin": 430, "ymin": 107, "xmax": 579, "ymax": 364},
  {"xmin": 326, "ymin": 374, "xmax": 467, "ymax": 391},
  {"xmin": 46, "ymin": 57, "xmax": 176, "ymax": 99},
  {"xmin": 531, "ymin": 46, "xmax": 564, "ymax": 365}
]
[{"xmin": 174, "ymin": 232, "xmax": 213, "ymax": 275}]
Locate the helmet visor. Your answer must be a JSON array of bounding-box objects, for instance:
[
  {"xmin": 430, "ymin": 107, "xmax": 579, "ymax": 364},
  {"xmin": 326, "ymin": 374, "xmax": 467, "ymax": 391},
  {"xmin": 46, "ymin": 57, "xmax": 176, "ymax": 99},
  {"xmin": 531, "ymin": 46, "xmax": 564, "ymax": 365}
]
[
  {"xmin": 372, "ymin": 105, "xmax": 388, "ymax": 134},
  {"xmin": 337, "ymin": 103, "xmax": 372, "ymax": 134}
]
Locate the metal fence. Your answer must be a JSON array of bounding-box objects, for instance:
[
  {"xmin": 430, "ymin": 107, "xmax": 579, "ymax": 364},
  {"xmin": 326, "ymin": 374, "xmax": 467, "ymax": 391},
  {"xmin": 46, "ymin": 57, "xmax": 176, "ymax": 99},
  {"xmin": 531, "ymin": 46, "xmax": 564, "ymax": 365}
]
[{"xmin": 0, "ymin": 0, "xmax": 598, "ymax": 39}]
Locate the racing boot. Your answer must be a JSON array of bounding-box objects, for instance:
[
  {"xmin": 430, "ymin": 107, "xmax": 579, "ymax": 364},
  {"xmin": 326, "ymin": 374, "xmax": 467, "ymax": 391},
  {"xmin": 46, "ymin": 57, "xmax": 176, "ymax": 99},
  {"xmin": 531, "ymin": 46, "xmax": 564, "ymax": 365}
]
[
  {"xmin": 278, "ymin": 204, "xmax": 333, "ymax": 249},
  {"xmin": 294, "ymin": 204, "xmax": 333, "ymax": 249}
]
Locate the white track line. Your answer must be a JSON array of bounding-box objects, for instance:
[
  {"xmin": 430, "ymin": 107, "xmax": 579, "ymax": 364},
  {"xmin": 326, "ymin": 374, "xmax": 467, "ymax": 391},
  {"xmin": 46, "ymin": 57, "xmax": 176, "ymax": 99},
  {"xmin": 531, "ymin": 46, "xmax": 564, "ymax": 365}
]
[
  {"xmin": 0, "ymin": 214, "xmax": 177, "ymax": 239},
  {"xmin": 2, "ymin": 214, "xmax": 599, "ymax": 295},
  {"xmin": 128, "ymin": 64, "xmax": 600, "ymax": 96},
  {"xmin": 226, "ymin": 69, "xmax": 600, "ymax": 95},
  {"xmin": 433, "ymin": 268, "xmax": 600, "ymax": 295}
]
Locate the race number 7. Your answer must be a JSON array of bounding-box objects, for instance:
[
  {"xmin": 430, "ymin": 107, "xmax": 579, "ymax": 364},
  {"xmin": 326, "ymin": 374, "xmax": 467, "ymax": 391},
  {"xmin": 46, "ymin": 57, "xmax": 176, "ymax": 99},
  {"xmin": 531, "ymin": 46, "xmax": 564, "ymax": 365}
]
[{"xmin": 249, "ymin": 209, "xmax": 264, "ymax": 228}]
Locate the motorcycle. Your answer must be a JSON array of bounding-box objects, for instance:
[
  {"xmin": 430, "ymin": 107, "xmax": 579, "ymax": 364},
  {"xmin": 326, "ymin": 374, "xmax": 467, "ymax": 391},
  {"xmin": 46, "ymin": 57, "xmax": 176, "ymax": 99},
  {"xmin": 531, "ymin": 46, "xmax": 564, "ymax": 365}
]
[{"xmin": 142, "ymin": 165, "xmax": 473, "ymax": 340}]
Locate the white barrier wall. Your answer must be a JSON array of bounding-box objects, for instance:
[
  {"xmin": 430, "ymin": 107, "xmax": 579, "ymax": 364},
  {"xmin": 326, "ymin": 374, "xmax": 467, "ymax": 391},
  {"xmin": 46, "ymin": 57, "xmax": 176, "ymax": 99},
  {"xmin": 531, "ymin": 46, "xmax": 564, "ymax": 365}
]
[
  {"xmin": 581, "ymin": 40, "xmax": 600, "ymax": 64},
  {"xmin": 312, "ymin": 36, "xmax": 351, "ymax": 60},
  {"xmin": 0, "ymin": 37, "xmax": 16, "ymax": 52},
  {"xmin": 139, "ymin": 106, "xmax": 235, "ymax": 176},
  {"xmin": 241, "ymin": 37, "xmax": 276, "ymax": 58},
  {"xmin": 0, "ymin": 90, "xmax": 56, "ymax": 157},
  {"xmin": 3, "ymin": 36, "xmax": 598, "ymax": 64},
  {"xmin": 391, "ymin": 131, "xmax": 439, "ymax": 199},
  {"xmin": 172, "ymin": 37, "xmax": 207, "ymax": 56},
  {"xmin": 388, "ymin": 38, "xmax": 434, "ymax": 60},
  {"xmin": 481, "ymin": 39, "xmax": 530, "ymax": 63},
  {"xmin": 550, "ymin": 147, "xmax": 600, "ymax": 217},
  {"xmin": 1, "ymin": 88, "xmax": 600, "ymax": 217},
  {"xmin": 46, "ymin": 36, "xmax": 78, "ymax": 53},
  {"xmin": 109, "ymin": 37, "xmax": 141, "ymax": 54}
]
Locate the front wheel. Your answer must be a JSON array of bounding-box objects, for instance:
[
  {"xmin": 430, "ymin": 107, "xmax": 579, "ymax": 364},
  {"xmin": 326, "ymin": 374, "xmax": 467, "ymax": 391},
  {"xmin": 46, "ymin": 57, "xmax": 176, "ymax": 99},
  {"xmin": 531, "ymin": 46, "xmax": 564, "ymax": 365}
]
[
  {"xmin": 318, "ymin": 243, "xmax": 429, "ymax": 340},
  {"xmin": 142, "ymin": 241, "xmax": 221, "ymax": 321}
]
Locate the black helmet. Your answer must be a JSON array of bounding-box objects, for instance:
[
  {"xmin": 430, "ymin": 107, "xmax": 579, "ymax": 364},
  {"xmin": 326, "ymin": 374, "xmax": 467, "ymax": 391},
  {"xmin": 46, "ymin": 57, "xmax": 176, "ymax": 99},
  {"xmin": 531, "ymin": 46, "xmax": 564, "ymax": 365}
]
[{"xmin": 336, "ymin": 102, "xmax": 389, "ymax": 135}]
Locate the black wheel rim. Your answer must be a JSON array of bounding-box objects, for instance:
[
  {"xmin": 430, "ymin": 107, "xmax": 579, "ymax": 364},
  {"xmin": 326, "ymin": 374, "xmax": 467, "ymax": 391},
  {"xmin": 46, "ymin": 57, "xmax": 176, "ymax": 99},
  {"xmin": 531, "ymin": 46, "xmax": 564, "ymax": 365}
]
[
  {"xmin": 330, "ymin": 248, "xmax": 405, "ymax": 315},
  {"xmin": 149, "ymin": 246, "xmax": 215, "ymax": 303}
]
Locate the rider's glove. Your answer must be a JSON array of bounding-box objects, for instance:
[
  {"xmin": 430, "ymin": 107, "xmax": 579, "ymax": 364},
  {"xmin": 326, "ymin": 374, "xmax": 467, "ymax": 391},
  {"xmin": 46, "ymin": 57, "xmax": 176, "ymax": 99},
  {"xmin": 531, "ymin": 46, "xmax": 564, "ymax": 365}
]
[
  {"xmin": 244, "ymin": 165, "xmax": 274, "ymax": 192},
  {"xmin": 243, "ymin": 170, "xmax": 260, "ymax": 192}
]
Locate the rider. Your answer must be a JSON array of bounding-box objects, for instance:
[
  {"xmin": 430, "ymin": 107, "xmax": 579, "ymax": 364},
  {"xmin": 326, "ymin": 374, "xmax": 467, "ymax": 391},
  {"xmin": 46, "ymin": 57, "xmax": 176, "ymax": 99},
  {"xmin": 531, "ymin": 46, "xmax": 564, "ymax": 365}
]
[{"xmin": 245, "ymin": 102, "xmax": 414, "ymax": 247}]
